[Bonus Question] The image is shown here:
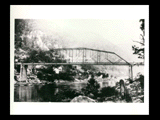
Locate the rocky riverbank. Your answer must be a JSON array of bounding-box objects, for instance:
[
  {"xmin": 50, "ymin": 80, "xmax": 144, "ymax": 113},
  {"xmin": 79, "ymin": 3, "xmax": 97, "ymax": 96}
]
[
  {"xmin": 70, "ymin": 74, "xmax": 144, "ymax": 103},
  {"xmin": 70, "ymin": 81, "xmax": 144, "ymax": 103}
]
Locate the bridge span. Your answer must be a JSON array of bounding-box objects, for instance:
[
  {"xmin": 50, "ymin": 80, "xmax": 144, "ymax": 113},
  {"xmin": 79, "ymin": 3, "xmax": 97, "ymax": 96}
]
[{"xmin": 15, "ymin": 47, "xmax": 143, "ymax": 81}]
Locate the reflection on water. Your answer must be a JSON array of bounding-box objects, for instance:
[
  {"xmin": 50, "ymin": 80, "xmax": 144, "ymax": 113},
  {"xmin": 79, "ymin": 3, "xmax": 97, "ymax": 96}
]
[
  {"xmin": 14, "ymin": 81, "xmax": 88, "ymax": 102},
  {"xmin": 14, "ymin": 84, "xmax": 42, "ymax": 102}
]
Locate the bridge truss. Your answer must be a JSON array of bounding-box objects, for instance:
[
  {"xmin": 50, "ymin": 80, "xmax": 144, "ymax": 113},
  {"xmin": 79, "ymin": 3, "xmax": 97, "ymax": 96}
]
[{"xmin": 15, "ymin": 47, "xmax": 135, "ymax": 81}]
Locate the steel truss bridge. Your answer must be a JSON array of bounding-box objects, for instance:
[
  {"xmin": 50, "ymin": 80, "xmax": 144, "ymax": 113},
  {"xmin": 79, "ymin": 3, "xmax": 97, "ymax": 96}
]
[{"xmin": 15, "ymin": 47, "xmax": 144, "ymax": 81}]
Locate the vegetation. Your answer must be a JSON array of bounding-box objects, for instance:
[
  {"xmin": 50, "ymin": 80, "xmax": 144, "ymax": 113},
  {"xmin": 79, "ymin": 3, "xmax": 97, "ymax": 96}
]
[
  {"xmin": 15, "ymin": 19, "xmax": 31, "ymax": 50},
  {"xmin": 81, "ymin": 74, "xmax": 100, "ymax": 99},
  {"xmin": 81, "ymin": 64, "xmax": 96, "ymax": 72},
  {"xmin": 132, "ymin": 19, "xmax": 145, "ymax": 59},
  {"xmin": 135, "ymin": 74, "xmax": 144, "ymax": 89},
  {"xmin": 37, "ymin": 75, "xmax": 125, "ymax": 102},
  {"xmin": 55, "ymin": 89, "xmax": 82, "ymax": 102},
  {"xmin": 38, "ymin": 84, "xmax": 82, "ymax": 102},
  {"xmin": 38, "ymin": 84, "xmax": 57, "ymax": 102},
  {"xmin": 100, "ymin": 87, "xmax": 118, "ymax": 98},
  {"xmin": 36, "ymin": 65, "xmax": 76, "ymax": 82}
]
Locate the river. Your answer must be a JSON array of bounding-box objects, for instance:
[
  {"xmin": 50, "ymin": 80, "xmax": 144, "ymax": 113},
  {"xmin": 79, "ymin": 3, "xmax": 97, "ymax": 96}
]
[
  {"xmin": 14, "ymin": 81, "xmax": 86, "ymax": 102},
  {"xmin": 14, "ymin": 80, "xmax": 113, "ymax": 102}
]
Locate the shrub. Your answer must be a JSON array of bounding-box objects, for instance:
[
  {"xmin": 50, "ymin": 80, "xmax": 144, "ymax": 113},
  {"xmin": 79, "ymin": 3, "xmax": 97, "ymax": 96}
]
[
  {"xmin": 38, "ymin": 84, "xmax": 82, "ymax": 102},
  {"xmin": 133, "ymin": 73, "xmax": 144, "ymax": 92},
  {"xmin": 37, "ymin": 71, "xmax": 43, "ymax": 80},
  {"xmin": 81, "ymin": 75, "xmax": 100, "ymax": 98},
  {"xmin": 46, "ymin": 74, "xmax": 55, "ymax": 82},
  {"xmin": 56, "ymin": 88, "xmax": 82, "ymax": 102},
  {"xmin": 100, "ymin": 86, "xmax": 119, "ymax": 98},
  {"xmin": 59, "ymin": 72, "xmax": 74, "ymax": 81}
]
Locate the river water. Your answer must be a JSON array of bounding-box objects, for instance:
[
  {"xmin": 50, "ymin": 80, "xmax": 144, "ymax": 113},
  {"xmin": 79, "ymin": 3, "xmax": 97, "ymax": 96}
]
[
  {"xmin": 14, "ymin": 81, "xmax": 86, "ymax": 102},
  {"xmin": 14, "ymin": 81, "xmax": 112, "ymax": 102}
]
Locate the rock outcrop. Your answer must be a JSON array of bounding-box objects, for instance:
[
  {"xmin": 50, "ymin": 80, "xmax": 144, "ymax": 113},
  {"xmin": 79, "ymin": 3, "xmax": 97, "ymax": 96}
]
[{"xmin": 70, "ymin": 95, "xmax": 96, "ymax": 103}]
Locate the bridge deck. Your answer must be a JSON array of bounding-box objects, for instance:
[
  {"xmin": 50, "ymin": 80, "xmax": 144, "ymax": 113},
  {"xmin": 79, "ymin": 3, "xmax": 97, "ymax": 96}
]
[{"xmin": 15, "ymin": 62, "xmax": 144, "ymax": 66}]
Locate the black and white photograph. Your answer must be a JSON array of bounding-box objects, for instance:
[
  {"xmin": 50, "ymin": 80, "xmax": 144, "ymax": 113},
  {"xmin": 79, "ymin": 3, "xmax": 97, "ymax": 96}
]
[{"xmin": 10, "ymin": 5, "xmax": 149, "ymax": 115}]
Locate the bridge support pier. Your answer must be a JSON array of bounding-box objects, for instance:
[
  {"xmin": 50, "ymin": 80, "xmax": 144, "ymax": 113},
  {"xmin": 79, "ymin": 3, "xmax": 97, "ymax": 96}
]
[
  {"xmin": 19, "ymin": 64, "xmax": 28, "ymax": 82},
  {"xmin": 129, "ymin": 65, "xmax": 133, "ymax": 80}
]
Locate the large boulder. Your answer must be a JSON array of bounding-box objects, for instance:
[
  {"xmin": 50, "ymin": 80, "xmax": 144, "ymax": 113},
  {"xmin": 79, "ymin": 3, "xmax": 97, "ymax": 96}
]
[
  {"xmin": 70, "ymin": 95, "xmax": 96, "ymax": 103},
  {"xmin": 132, "ymin": 99, "xmax": 143, "ymax": 103}
]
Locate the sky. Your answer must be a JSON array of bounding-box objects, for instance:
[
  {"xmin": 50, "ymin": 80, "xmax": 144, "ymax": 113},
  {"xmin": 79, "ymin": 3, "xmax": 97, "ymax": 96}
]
[{"xmin": 33, "ymin": 19, "xmax": 143, "ymax": 62}]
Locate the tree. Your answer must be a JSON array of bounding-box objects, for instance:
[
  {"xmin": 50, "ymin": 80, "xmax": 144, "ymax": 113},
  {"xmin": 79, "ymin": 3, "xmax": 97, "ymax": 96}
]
[
  {"xmin": 15, "ymin": 19, "xmax": 34, "ymax": 50},
  {"xmin": 132, "ymin": 19, "xmax": 145, "ymax": 59},
  {"xmin": 81, "ymin": 74, "xmax": 100, "ymax": 98}
]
